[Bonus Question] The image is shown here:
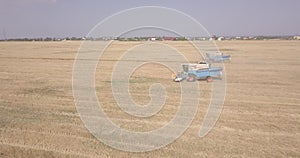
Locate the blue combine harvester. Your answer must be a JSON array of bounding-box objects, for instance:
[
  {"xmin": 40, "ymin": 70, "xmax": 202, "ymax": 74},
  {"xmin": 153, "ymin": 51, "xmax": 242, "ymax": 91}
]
[{"xmin": 172, "ymin": 63, "xmax": 223, "ymax": 82}]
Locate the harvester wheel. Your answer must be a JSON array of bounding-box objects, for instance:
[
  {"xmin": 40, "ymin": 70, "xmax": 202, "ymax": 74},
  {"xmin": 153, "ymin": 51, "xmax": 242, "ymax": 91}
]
[
  {"xmin": 207, "ymin": 76, "xmax": 213, "ymax": 82},
  {"xmin": 187, "ymin": 75, "xmax": 196, "ymax": 82}
]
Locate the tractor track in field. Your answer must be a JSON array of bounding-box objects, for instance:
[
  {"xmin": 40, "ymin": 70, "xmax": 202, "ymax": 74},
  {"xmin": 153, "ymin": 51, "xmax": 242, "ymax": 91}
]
[
  {"xmin": 0, "ymin": 56, "xmax": 200, "ymax": 63},
  {"xmin": 0, "ymin": 142, "xmax": 93, "ymax": 158}
]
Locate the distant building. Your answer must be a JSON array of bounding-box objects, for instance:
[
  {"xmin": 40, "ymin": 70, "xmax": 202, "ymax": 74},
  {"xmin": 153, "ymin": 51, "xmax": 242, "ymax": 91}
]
[
  {"xmin": 235, "ymin": 36, "xmax": 242, "ymax": 40},
  {"xmin": 162, "ymin": 37, "xmax": 175, "ymax": 41},
  {"xmin": 243, "ymin": 36, "xmax": 250, "ymax": 40},
  {"xmin": 217, "ymin": 37, "xmax": 225, "ymax": 41},
  {"xmin": 149, "ymin": 37, "xmax": 156, "ymax": 41},
  {"xmin": 294, "ymin": 36, "xmax": 300, "ymax": 40},
  {"xmin": 209, "ymin": 35, "xmax": 217, "ymax": 41}
]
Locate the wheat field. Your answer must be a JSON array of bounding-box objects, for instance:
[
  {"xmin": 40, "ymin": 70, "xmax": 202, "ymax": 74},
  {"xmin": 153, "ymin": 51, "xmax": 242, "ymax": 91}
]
[{"xmin": 0, "ymin": 40, "xmax": 299, "ymax": 157}]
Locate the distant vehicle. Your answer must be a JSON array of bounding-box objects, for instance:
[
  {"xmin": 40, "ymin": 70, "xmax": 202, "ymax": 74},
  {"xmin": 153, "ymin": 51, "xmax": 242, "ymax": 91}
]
[
  {"xmin": 172, "ymin": 64, "xmax": 222, "ymax": 82},
  {"xmin": 206, "ymin": 53, "xmax": 231, "ymax": 62}
]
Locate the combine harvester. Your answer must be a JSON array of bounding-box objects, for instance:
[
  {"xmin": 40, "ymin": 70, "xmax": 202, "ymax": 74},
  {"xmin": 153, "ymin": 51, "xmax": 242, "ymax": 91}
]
[
  {"xmin": 172, "ymin": 52, "xmax": 230, "ymax": 82},
  {"xmin": 172, "ymin": 62, "xmax": 222, "ymax": 82}
]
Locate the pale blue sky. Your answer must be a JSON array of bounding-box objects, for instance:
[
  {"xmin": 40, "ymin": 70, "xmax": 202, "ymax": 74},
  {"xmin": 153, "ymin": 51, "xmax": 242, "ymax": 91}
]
[{"xmin": 0, "ymin": 0, "xmax": 299, "ymax": 39}]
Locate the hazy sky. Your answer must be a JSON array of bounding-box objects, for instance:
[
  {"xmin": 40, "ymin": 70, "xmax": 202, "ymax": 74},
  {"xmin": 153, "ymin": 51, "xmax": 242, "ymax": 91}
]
[{"xmin": 0, "ymin": 0, "xmax": 299, "ymax": 39}]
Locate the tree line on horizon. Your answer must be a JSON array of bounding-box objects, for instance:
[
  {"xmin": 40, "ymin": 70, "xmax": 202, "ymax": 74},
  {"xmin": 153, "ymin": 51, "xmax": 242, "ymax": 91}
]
[{"xmin": 0, "ymin": 36, "xmax": 297, "ymax": 41}]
